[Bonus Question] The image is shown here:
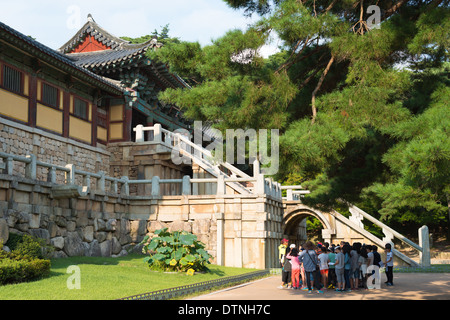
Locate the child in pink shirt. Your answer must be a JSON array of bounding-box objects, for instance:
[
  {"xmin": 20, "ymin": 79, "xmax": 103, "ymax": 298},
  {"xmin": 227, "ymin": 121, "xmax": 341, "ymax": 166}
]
[{"xmin": 286, "ymin": 247, "xmax": 301, "ymax": 289}]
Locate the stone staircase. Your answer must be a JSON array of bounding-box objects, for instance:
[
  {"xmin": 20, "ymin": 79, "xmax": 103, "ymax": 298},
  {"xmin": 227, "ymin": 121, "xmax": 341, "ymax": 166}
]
[
  {"xmin": 133, "ymin": 123, "xmax": 281, "ymax": 198},
  {"xmin": 283, "ymin": 189, "xmax": 430, "ymax": 267},
  {"xmin": 339, "ymin": 205, "xmax": 425, "ymax": 267}
]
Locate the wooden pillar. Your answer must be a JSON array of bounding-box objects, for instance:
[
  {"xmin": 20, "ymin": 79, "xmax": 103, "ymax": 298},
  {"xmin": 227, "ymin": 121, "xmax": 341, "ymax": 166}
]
[
  {"xmin": 62, "ymin": 91, "xmax": 70, "ymax": 138},
  {"xmin": 91, "ymin": 102, "xmax": 98, "ymax": 147},
  {"xmin": 123, "ymin": 103, "xmax": 132, "ymax": 142},
  {"xmin": 28, "ymin": 74, "xmax": 37, "ymax": 127}
]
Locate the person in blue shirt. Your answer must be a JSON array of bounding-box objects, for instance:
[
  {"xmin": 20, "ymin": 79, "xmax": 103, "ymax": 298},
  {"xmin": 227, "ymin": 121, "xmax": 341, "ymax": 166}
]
[
  {"xmin": 298, "ymin": 241, "xmax": 324, "ymax": 294},
  {"xmin": 334, "ymin": 246, "xmax": 345, "ymax": 292},
  {"xmin": 343, "ymin": 243, "xmax": 352, "ymax": 291}
]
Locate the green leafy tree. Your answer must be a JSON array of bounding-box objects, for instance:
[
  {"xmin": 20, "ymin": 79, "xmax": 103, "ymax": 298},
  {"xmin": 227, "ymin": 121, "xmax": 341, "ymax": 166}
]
[
  {"xmin": 363, "ymin": 85, "xmax": 450, "ymax": 235},
  {"xmin": 145, "ymin": 1, "xmax": 449, "ymax": 237},
  {"xmin": 122, "ymin": 23, "xmax": 180, "ymax": 45}
]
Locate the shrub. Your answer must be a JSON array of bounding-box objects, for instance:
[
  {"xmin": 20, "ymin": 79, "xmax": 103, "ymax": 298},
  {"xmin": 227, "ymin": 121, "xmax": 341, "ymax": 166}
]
[
  {"xmin": 141, "ymin": 228, "xmax": 212, "ymax": 274},
  {"xmin": 0, "ymin": 251, "xmax": 51, "ymax": 285},
  {"xmin": 1, "ymin": 233, "xmax": 51, "ymax": 285},
  {"xmin": 5, "ymin": 233, "xmax": 53, "ymax": 259}
]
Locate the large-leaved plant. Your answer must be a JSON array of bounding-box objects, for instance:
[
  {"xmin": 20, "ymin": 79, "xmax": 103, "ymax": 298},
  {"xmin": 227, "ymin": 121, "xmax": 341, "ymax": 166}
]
[{"xmin": 141, "ymin": 228, "xmax": 212, "ymax": 274}]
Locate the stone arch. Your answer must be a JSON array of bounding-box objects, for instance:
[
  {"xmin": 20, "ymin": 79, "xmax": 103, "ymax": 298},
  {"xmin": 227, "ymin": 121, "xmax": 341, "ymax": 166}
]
[{"xmin": 283, "ymin": 204, "xmax": 335, "ymax": 245}]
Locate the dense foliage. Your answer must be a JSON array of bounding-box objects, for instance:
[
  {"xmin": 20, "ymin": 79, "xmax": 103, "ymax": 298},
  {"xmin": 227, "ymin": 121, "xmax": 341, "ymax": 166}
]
[
  {"xmin": 141, "ymin": 228, "xmax": 212, "ymax": 274},
  {"xmin": 130, "ymin": 1, "xmax": 450, "ymax": 238},
  {"xmin": 1, "ymin": 234, "xmax": 51, "ymax": 285}
]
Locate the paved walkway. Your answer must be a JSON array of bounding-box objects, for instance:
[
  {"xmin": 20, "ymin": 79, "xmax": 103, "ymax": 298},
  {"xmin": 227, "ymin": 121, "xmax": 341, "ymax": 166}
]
[{"xmin": 192, "ymin": 273, "xmax": 450, "ymax": 300}]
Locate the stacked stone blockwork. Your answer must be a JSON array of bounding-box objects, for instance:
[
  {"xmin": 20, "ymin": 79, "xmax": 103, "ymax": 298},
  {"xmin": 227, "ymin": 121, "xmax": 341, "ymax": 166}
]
[{"xmin": 0, "ymin": 172, "xmax": 284, "ymax": 269}]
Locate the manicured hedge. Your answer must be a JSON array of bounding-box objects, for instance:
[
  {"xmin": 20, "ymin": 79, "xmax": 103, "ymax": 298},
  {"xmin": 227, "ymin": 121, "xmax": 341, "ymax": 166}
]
[
  {"xmin": 1, "ymin": 233, "xmax": 51, "ymax": 285},
  {"xmin": 0, "ymin": 253, "xmax": 51, "ymax": 285}
]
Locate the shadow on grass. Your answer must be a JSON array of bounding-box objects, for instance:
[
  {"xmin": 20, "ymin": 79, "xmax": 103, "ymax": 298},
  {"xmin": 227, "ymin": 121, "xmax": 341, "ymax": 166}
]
[
  {"xmin": 48, "ymin": 254, "xmax": 226, "ymax": 277},
  {"xmin": 50, "ymin": 253, "xmax": 145, "ymax": 267},
  {"xmin": 204, "ymin": 267, "xmax": 226, "ymax": 277}
]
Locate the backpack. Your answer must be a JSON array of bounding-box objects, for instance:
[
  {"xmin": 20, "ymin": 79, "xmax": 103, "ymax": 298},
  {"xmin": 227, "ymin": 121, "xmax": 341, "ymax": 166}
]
[{"xmin": 283, "ymin": 259, "xmax": 292, "ymax": 272}]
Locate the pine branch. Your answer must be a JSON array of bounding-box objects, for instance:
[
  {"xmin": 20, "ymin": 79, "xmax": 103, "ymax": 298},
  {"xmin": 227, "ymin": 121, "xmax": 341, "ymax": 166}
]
[
  {"xmin": 311, "ymin": 55, "xmax": 335, "ymax": 124},
  {"xmin": 382, "ymin": 0, "xmax": 408, "ymax": 20},
  {"xmin": 324, "ymin": 0, "xmax": 338, "ymax": 14},
  {"xmin": 276, "ymin": 37, "xmax": 312, "ymax": 74}
]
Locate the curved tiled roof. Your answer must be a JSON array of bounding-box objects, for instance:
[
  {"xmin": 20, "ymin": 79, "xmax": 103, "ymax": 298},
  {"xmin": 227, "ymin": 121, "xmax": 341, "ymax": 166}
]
[
  {"xmin": 66, "ymin": 46, "xmax": 149, "ymax": 69},
  {"xmin": 59, "ymin": 16, "xmax": 154, "ymax": 54},
  {"xmin": 0, "ymin": 20, "xmax": 125, "ymax": 94}
]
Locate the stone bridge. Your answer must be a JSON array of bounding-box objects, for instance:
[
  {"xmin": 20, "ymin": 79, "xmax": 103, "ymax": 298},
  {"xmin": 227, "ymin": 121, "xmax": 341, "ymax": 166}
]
[{"xmin": 282, "ymin": 198, "xmax": 430, "ymax": 267}]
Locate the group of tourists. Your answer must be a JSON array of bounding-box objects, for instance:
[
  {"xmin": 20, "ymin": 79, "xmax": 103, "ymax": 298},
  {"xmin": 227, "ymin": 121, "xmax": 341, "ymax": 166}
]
[{"xmin": 277, "ymin": 239, "xmax": 394, "ymax": 294}]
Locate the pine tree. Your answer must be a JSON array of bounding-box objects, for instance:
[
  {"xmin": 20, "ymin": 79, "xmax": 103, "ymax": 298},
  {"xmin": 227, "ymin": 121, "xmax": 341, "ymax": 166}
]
[{"xmin": 154, "ymin": 0, "xmax": 449, "ymax": 237}]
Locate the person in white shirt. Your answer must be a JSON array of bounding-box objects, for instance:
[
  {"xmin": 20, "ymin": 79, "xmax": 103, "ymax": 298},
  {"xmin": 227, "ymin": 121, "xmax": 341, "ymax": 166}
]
[
  {"xmin": 318, "ymin": 247, "xmax": 330, "ymax": 290},
  {"xmin": 384, "ymin": 243, "xmax": 394, "ymax": 286}
]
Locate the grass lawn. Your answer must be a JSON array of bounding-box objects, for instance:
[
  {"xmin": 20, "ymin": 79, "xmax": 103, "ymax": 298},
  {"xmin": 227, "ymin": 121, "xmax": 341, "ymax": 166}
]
[
  {"xmin": 0, "ymin": 254, "xmax": 258, "ymax": 300},
  {"xmin": 394, "ymin": 264, "xmax": 450, "ymax": 273}
]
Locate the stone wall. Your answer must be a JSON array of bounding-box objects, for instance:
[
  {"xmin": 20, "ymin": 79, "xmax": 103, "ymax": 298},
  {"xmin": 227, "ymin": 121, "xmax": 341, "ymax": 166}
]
[
  {"xmin": 0, "ymin": 175, "xmax": 133, "ymax": 257},
  {"xmin": 107, "ymin": 141, "xmax": 190, "ymax": 196},
  {"xmin": 0, "ymin": 117, "xmax": 110, "ymax": 185},
  {"xmin": 0, "ymin": 173, "xmax": 284, "ymax": 268}
]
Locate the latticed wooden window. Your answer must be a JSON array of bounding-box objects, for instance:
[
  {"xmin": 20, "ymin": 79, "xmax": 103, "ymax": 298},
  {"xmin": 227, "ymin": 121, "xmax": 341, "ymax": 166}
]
[
  {"xmin": 97, "ymin": 108, "xmax": 107, "ymax": 128},
  {"xmin": 42, "ymin": 83, "xmax": 58, "ymax": 108},
  {"xmin": 74, "ymin": 97, "xmax": 88, "ymax": 120},
  {"xmin": 2, "ymin": 65, "xmax": 23, "ymax": 94}
]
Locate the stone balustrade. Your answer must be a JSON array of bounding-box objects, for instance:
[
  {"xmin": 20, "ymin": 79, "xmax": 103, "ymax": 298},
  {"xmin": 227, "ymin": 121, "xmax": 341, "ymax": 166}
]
[
  {"xmin": 0, "ymin": 148, "xmax": 285, "ymax": 269},
  {"xmin": 0, "ymin": 150, "xmax": 282, "ymax": 200}
]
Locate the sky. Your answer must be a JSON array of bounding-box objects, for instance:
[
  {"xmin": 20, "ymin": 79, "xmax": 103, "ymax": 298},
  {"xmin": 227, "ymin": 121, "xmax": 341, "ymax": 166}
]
[{"xmin": 0, "ymin": 0, "xmax": 279, "ymax": 57}]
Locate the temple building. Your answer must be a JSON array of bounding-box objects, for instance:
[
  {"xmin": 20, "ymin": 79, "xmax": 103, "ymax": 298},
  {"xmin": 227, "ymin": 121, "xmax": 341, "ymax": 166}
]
[{"xmin": 0, "ymin": 14, "xmax": 190, "ymax": 149}]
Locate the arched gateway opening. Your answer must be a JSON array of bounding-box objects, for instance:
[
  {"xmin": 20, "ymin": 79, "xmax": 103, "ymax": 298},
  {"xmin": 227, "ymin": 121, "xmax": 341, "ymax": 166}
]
[{"xmin": 283, "ymin": 206, "xmax": 335, "ymax": 247}]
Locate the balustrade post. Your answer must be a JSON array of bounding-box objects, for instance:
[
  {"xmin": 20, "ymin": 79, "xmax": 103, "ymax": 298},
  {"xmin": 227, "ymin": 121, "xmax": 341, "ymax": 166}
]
[
  {"xmin": 4, "ymin": 157, "xmax": 13, "ymax": 175},
  {"xmin": 253, "ymin": 158, "xmax": 260, "ymax": 177},
  {"xmin": 47, "ymin": 166, "xmax": 56, "ymax": 184},
  {"xmin": 65, "ymin": 164, "xmax": 75, "ymax": 185},
  {"xmin": 287, "ymin": 189, "xmax": 293, "ymax": 201},
  {"xmin": 276, "ymin": 182, "xmax": 282, "ymax": 199},
  {"xmin": 25, "ymin": 155, "xmax": 37, "ymax": 180},
  {"xmin": 165, "ymin": 132, "xmax": 172, "ymax": 147},
  {"xmin": 112, "ymin": 180, "xmax": 118, "ymax": 194},
  {"xmin": 97, "ymin": 171, "xmax": 105, "ymax": 193},
  {"xmin": 121, "ymin": 176, "xmax": 129, "ymax": 196},
  {"xmin": 268, "ymin": 178, "xmax": 274, "ymax": 197},
  {"xmin": 135, "ymin": 124, "xmax": 145, "ymax": 143},
  {"xmin": 216, "ymin": 174, "xmax": 226, "ymax": 195},
  {"xmin": 154, "ymin": 124, "xmax": 162, "ymax": 143},
  {"xmin": 83, "ymin": 174, "xmax": 91, "ymax": 193},
  {"xmin": 419, "ymin": 226, "xmax": 431, "ymax": 267},
  {"xmin": 255, "ymin": 174, "xmax": 265, "ymax": 195}
]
